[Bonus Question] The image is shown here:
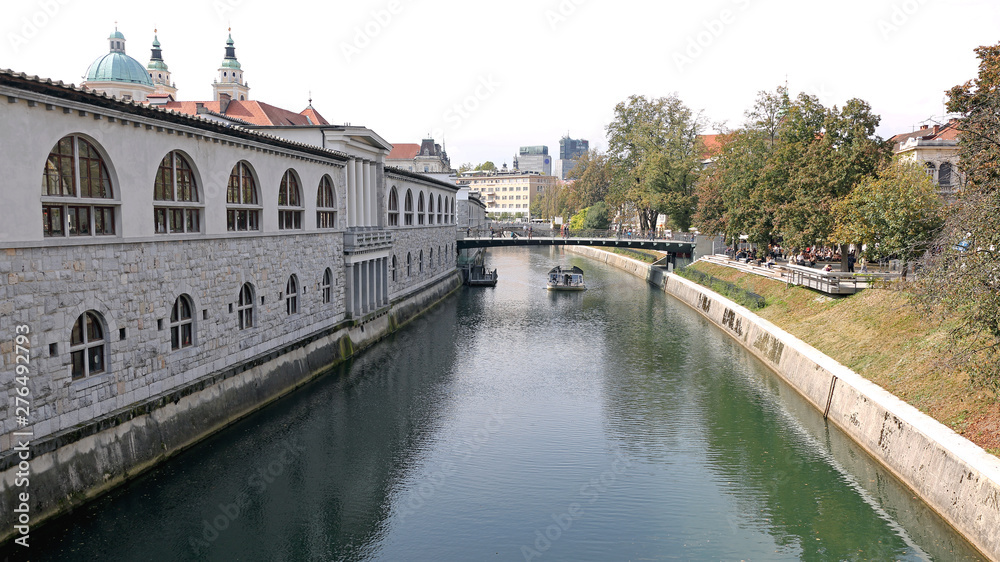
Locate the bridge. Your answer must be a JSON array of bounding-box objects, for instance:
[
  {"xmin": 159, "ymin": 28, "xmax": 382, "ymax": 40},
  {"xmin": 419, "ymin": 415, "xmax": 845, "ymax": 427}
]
[{"xmin": 456, "ymin": 235, "xmax": 696, "ymax": 256}]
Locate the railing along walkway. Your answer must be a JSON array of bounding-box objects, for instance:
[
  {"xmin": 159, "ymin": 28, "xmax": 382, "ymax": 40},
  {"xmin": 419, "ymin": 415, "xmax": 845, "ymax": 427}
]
[{"xmin": 698, "ymin": 255, "xmax": 900, "ymax": 295}]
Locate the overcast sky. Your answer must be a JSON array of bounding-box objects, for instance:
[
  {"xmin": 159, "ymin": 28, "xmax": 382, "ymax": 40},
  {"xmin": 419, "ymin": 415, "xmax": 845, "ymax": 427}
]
[{"xmin": 3, "ymin": 0, "xmax": 998, "ymax": 166}]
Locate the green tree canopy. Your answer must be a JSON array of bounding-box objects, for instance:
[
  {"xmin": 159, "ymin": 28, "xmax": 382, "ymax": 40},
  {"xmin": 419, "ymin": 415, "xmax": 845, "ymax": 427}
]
[
  {"xmin": 606, "ymin": 94, "xmax": 706, "ymax": 233},
  {"xmin": 917, "ymin": 42, "xmax": 1000, "ymax": 393},
  {"xmin": 831, "ymin": 159, "xmax": 943, "ymax": 262}
]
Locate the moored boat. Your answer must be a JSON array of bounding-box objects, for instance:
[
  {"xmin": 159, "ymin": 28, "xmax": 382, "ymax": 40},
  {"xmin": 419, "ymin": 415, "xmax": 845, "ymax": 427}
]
[{"xmin": 546, "ymin": 265, "xmax": 586, "ymax": 291}]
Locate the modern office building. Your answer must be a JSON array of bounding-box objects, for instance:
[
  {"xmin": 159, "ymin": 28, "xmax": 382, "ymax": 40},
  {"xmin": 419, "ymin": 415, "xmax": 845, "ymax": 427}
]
[
  {"xmin": 554, "ymin": 136, "xmax": 588, "ymax": 179},
  {"xmin": 516, "ymin": 145, "xmax": 551, "ymax": 176}
]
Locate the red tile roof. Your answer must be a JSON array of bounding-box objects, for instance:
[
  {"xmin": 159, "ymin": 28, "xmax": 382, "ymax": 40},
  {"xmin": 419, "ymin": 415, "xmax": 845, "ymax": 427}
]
[
  {"xmin": 891, "ymin": 120, "xmax": 961, "ymax": 149},
  {"xmin": 698, "ymin": 134, "xmax": 725, "ymax": 159},
  {"xmin": 300, "ymin": 106, "xmax": 329, "ymax": 125},
  {"xmin": 388, "ymin": 143, "xmax": 421, "ymax": 160},
  {"xmin": 163, "ymin": 99, "xmax": 326, "ymax": 127}
]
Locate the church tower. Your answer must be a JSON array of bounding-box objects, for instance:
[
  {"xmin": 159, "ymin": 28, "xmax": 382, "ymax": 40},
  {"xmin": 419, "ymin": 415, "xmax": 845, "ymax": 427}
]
[
  {"xmin": 147, "ymin": 32, "xmax": 177, "ymax": 98},
  {"xmin": 212, "ymin": 31, "xmax": 250, "ymax": 102}
]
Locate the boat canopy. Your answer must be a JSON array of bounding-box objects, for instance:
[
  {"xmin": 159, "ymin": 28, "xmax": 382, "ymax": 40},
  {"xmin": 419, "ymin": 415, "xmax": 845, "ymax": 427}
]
[{"xmin": 547, "ymin": 266, "xmax": 584, "ymax": 276}]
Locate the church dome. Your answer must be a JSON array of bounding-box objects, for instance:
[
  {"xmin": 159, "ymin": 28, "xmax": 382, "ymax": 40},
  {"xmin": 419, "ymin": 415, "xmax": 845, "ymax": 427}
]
[
  {"xmin": 85, "ymin": 30, "xmax": 153, "ymax": 87},
  {"xmin": 87, "ymin": 53, "xmax": 153, "ymax": 85}
]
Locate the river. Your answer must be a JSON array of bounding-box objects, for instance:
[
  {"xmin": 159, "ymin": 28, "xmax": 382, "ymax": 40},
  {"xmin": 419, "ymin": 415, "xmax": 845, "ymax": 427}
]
[{"xmin": 21, "ymin": 247, "xmax": 982, "ymax": 561}]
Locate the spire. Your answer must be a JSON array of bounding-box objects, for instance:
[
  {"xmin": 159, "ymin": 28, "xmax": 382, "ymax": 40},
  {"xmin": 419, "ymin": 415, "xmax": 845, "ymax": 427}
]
[
  {"xmin": 222, "ymin": 28, "xmax": 241, "ymax": 69},
  {"xmin": 149, "ymin": 30, "xmax": 166, "ymax": 69}
]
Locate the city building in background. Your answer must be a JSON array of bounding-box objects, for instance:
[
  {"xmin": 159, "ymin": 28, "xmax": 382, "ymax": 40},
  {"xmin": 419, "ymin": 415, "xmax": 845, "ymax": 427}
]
[
  {"xmin": 891, "ymin": 118, "xmax": 962, "ymax": 195},
  {"xmin": 387, "ymin": 137, "xmax": 453, "ymax": 173},
  {"xmin": 458, "ymin": 167, "xmax": 559, "ymax": 217},
  {"xmin": 554, "ymin": 136, "xmax": 589, "ymax": 179},
  {"xmin": 515, "ymin": 145, "xmax": 551, "ymax": 176}
]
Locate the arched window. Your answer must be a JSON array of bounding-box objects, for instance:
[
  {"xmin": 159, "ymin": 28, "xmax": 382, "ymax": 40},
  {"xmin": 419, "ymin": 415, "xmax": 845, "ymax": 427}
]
[
  {"xmin": 417, "ymin": 192, "xmax": 426, "ymax": 225},
  {"xmin": 437, "ymin": 194, "xmax": 443, "ymax": 224},
  {"xmin": 227, "ymin": 162, "xmax": 260, "ymax": 231},
  {"xmin": 317, "ymin": 176, "xmax": 337, "ymax": 229},
  {"xmin": 278, "ymin": 169, "xmax": 303, "ymax": 230},
  {"xmin": 170, "ymin": 295, "xmax": 194, "ymax": 350},
  {"xmin": 237, "ymin": 283, "xmax": 255, "ymax": 329},
  {"xmin": 321, "ymin": 268, "xmax": 333, "ymax": 304},
  {"xmin": 450, "ymin": 197, "xmax": 455, "ymax": 224},
  {"xmin": 938, "ymin": 162, "xmax": 953, "ymax": 187},
  {"xmin": 419, "ymin": 250, "xmax": 424, "ymax": 273},
  {"xmin": 406, "ymin": 252, "xmax": 412, "ymax": 276},
  {"xmin": 285, "ymin": 275, "xmax": 299, "ymax": 314},
  {"xmin": 70, "ymin": 311, "xmax": 106, "ymax": 380},
  {"xmin": 428, "ymin": 194, "xmax": 435, "ymax": 225},
  {"xmin": 404, "ymin": 190, "xmax": 414, "ymax": 226},
  {"xmin": 391, "ymin": 255, "xmax": 397, "ymax": 282},
  {"xmin": 429, "ymin": 247, "xmax": 434, "ymax": 269},
  {"xmin": 154, "ymin": 151, "xmax": 201, "ymax": 234},
  {"xmin": 438, "ymin": 245, "xmax": 442, "ymax": 266},
  {"xmin": 388, "ymin": 187, "xmax": 399, "ymax": 226},
  {"xmin": 42, "ymin": 135, "xmax": 116, "ymax": 237}
]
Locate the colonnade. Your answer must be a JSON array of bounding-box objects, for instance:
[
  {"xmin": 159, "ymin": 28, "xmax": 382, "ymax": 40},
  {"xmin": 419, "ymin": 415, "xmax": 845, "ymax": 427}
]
[
  {"xmin": 346, "ymin": 157, "xmax": 379, "ymax": 228},
  {"xmin": 344, "ymin": 256, "xmax": 389, "ymax": 318}
]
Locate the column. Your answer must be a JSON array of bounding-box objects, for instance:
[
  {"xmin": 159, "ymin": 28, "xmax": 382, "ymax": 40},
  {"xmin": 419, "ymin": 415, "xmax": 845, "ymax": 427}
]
[
  {"xmin": 368, "ymin": 260, "xmax": 377, "ymax": 311},
  {"xmin": 356, "ymin": 159, "xmax": 367, "ymax": 227},
  {"xmin": 382, "ymin": 258, "xmax": 389, "ymax": 306},
  {"xmin": 345, "ymin": 263, "xmax": 354, "ymax": 318},
  {"xmin": 361, "ymin": 261, "xmax": 371, "ymax": 314},
  {"xmin": 347, "ymin": 159, "xmax": 357, "ymax": 228},
  {"xmin": 361, "ymin": 160, "xmax": 371, "ymax": 227},
  {"xmin": 375, "ymin": 258, "xmax": 385, "ymax": 308},
  {"xmin": 353, "ymin": 264, "xmax": 362, "ymax": 317},
  {"xmin": 368, "ymin": 162, "xmax": 378, "ymax": 226}
]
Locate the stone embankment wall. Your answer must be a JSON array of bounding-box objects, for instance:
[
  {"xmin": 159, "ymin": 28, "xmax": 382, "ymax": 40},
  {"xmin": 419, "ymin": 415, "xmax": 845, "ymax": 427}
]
[
  {"xmin": 567, "ymin": 246, "xmax": 1000, "ymax": 560},
  {"xmin": 0, "ymin": 271, "xmax": 462, "ymax": 544}
]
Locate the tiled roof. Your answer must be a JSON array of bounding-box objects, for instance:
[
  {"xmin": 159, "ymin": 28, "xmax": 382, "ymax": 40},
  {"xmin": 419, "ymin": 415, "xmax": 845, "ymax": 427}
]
[
  {"xmin": 164, "ymin": 99, "xmax": 321, "ymax": 127},
  {"xmin": 0, "ymin": 69, "xmax": 350, "ymax": 162},
  {"xmin": 300, "ymin": 105, "xmax": 329, "ymax": 125},
  {"xmin": 388, "ymin": 143, "xmax": 421, "ymax": 160},
  {"xmin": 699, "ymin": 134, "xmax": 724, "ymax": 159},
  {"xmin": 891, "ymin": 120, "xmax": 961, "ymax": 149}
]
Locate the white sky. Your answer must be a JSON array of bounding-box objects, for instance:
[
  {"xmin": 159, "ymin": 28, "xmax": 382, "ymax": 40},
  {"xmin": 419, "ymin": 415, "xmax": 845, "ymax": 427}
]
[{"xmin": 3, "ymin": 0, "xmax": 998, "ymax": 166}]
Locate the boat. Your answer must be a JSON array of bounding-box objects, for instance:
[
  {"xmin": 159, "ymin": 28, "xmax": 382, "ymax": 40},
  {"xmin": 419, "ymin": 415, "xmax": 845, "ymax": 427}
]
[
  {"xmin": 546, "ymin": 265, "xmax": 586, "ymax": 291},
  {"xmin": 466, "ymin": 264, "xmax": 498, "ymax": 287}
]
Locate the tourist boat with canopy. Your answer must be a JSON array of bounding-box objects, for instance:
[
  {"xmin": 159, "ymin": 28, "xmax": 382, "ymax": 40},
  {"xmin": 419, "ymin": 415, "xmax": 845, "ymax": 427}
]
[{"xmin": 546, "ymin": 265, "xmax": 586, "ymax": 291}]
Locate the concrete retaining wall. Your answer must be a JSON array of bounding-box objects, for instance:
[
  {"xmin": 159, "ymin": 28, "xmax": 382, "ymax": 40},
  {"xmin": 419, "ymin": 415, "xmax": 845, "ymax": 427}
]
[
  {"xmin": 0, "ymin": 271, "xmax": 462, "ymax": 544},
  {"xmin": 567, "ymin": 246, "xmax": 1000, "ymax": 560}
]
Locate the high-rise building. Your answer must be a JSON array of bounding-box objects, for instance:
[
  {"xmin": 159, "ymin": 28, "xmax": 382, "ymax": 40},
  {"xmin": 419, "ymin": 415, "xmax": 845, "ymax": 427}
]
[
  {"xmin": 554, "ymin": 136, "xmax": 589, "ymax": 179},
  {"xmin": 559, "ymin": 136, "xmax": 589, "ymax": 160},
  {"xmin": 516, "ymin": 145, "xmax": 551, "ymax": 176}
]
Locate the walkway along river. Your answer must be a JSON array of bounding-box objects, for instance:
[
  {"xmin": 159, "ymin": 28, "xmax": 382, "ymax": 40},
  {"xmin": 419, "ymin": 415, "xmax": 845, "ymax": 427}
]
[{"xmin": 14, "ymin": 247, "xmax": 983, "ymax": 560}]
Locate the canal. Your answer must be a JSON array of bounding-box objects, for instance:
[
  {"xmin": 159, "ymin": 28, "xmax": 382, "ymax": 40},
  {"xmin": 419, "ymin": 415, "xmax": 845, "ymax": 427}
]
[{"xmin": 22, "ymin": 247, "xmax": 982, "ymax": 560}]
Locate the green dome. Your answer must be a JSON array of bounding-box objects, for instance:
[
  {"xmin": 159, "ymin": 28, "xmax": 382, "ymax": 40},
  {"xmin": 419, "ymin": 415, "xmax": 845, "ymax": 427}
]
[
  {"xmin": 221, "ymin": 58, "xmax": 242, "ymax": 70},
  {"xmin": 109, "ymin": 30, "xmax": 125, "ymax": 40},
  {"xmin": 86, "ymin": 52, "xmax": 154, "ymax": 86}
]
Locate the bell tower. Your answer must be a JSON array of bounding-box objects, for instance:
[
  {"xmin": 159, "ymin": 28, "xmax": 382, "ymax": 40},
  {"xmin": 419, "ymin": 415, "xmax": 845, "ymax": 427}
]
[
  {"xmin": 147, "ymin": 31, "xmax": 177, "ymax": 98},
  {"xmin": 212, "ymin": 30, "xmax": 250, "ymax": 102}
]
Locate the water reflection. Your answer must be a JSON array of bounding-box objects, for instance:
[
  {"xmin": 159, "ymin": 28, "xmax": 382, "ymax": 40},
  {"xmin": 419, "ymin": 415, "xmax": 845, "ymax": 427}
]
[{"xmin": 17, "ymin": 246, "xmax": 983, "ymax": 561}]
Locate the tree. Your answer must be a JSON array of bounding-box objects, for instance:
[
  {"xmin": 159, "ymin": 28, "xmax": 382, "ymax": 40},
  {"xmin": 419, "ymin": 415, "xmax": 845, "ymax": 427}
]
[
  {"xmin": 831, "ymin": 159, "xmax": 943, "ymax": 263},
  {"xmin": 457, "ymin": 162, "xmax": 474, "ymax": 174},
  {"xmin": 475, "ymin": 161, "xmax": 497, "ymax": 172},
  {"xmin": 917, "ymin": 42, "xmax": 1000, "ymax": 394},
  {"xmin": 567, "ymin": 149, "xmax": 611, "ymax": 208},
  {"xmin": 582, "ymin": 202, "xmax": 611, "ymax": 230},
  {"xmin": 693, "ymin": 87, "xmax": 890, "ymax": 251},
  {"xmin": 606, "ymin": 95, "xmax": 706, "ymax": 233}
]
